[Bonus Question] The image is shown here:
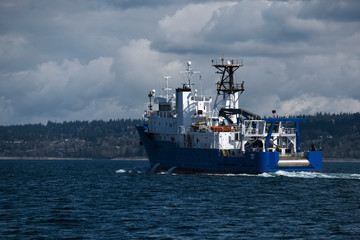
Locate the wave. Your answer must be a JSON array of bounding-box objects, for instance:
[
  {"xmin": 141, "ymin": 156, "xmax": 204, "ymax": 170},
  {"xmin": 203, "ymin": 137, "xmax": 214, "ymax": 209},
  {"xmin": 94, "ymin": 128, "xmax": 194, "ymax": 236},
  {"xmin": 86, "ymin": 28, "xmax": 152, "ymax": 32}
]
[
  {"xmin": 115, "ymin": 167, "xmax": 147, "ymax": 174},
  {"xmin": 116, "ymin": 168, "xmax": 360, "ymax": 180},
  {"xmin": 165, "ymin": 171, "xmax": 360, "ymax": 180},
  {"xmin": 264, "ymin": 171, "xmax": 360, "ymax": 180},
  {"xmin": 213, "ymin": 171, "xmax": 360, "ymax": 180}
]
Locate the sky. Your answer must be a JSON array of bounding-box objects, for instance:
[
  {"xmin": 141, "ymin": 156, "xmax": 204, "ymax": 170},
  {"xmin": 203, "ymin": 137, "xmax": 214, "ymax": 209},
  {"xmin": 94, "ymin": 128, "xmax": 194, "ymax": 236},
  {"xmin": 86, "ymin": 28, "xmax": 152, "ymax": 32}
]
[{"xmin": 1, "ymin": 0, "xmax": 360, "ymax": 125}]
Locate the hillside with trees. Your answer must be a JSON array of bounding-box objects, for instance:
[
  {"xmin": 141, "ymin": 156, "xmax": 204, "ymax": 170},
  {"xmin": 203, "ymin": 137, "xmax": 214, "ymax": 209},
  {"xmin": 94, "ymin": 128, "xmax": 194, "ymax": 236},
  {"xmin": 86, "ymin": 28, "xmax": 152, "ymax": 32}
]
[
  {"xmin": 0, "ymin": 113, "xmax": 359, "ymax": 159},
  {"xmin": 0, "ymin": 119, "xmax": 145, "ymax": 159},
  {"xmin": 300, "ymin": 113, "xmax": 360, "ymax": 159}
]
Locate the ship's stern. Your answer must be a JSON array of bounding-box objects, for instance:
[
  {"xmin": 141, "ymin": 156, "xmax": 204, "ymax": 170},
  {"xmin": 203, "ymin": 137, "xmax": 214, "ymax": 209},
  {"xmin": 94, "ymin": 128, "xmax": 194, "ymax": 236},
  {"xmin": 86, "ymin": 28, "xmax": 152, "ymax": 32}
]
[{"xmin": 246, "ymin": 151, "xmax": 322, "ymax": 173}]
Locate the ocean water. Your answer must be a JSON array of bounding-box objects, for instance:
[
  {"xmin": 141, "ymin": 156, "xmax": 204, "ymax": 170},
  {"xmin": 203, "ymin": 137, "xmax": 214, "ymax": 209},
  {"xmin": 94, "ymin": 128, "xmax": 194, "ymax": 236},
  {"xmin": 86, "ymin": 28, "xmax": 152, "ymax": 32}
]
[{"xmin": 1, "ymin": 160, "xmax": 360, "ymax": 240}]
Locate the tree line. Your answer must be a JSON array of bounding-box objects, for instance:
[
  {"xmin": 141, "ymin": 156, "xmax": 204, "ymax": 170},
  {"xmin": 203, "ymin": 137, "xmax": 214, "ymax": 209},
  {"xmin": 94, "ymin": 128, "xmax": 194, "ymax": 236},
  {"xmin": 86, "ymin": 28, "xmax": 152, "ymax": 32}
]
[
  {"xmin": 0, "ymin": 119, "xmax": 146, "ymax": 159},
  {"xmin": 299, "ymin": 112, "xmax": 360, "ymax": 159},
  {"xmin": 0, "ymin": 113, "xmax": 359, "ymax": 159}
]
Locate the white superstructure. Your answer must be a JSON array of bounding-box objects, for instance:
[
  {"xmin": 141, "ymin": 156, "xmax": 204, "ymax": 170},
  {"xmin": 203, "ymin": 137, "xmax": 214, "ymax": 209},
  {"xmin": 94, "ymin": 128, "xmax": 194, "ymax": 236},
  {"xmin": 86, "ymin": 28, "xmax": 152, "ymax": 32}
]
[{"xmin": 143, "ymin": 59, "xmax": 300, "ymax": 157}]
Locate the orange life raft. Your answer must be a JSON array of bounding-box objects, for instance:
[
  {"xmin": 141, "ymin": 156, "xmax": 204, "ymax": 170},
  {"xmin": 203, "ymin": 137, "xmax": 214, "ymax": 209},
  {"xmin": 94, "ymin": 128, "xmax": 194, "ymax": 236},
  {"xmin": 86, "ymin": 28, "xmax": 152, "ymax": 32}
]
[{"xmin": 210, "ymin": 126, "xmax": 235, "ymax": 132}]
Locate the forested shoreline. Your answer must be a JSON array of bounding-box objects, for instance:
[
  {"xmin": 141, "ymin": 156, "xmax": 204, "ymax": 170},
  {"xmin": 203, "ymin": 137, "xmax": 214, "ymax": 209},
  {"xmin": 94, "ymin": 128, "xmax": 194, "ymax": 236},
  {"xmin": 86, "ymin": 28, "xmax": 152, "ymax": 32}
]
[
  {"xmin": 0, "ymin": 119, "xmax": 146, "ymax": 159},
  {"xmin": 0, "ymin": 113, "xmax": 359, "ymax": 159},
  {"xmin": 299, "ymin": 113, "xmax": 360, "ymax": 159}
]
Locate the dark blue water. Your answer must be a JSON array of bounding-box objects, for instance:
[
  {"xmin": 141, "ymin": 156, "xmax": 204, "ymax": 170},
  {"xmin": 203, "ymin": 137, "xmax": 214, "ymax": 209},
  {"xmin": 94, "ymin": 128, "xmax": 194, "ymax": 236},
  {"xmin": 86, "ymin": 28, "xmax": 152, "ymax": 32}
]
[{"xmin": 1, "ymin": 160, "xmax": 360, "ymax": 239}]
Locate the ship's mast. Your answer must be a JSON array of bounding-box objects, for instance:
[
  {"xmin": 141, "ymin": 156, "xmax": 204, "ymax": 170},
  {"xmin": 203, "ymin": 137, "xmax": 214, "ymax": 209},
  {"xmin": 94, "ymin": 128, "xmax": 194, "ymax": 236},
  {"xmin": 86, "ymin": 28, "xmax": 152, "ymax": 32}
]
[
  {"xmin": 162, "ymin": 76, "xmax": 172, "ymax": 101},
  {"xmin": 212, "ymin": 58, "xmax": 244, "ymax": 111},
  {"xmin": 148, "ymin": 89, "xmax": 155, "ymax": 110},
  {"xmin": 180, "ymin": 61, "xmax": 200, "ymax": 92}
]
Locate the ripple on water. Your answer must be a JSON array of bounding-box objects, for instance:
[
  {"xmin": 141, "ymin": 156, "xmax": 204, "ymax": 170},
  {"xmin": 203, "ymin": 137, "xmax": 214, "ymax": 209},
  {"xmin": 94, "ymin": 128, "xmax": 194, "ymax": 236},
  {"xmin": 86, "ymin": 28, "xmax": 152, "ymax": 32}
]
[{"xmin": 1, "ymin": 159, "xmax": 359, "ymax": 239}]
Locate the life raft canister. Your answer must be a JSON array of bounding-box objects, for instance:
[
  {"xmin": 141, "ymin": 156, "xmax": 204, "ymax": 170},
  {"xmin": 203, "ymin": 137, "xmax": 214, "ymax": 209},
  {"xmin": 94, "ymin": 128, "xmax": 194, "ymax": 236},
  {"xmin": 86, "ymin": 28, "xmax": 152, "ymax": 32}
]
[{"xmin": 210, "ymin": 126, "xmax": 235, "ymax": 132}]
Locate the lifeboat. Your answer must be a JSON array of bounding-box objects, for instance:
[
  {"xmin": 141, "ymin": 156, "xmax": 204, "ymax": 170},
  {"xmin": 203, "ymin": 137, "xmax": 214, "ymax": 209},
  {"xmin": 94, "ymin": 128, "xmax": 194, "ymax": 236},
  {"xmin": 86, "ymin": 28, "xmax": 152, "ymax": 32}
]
[{"xmin": 210, "ymin": 125, "xmax": 235, "ymax": 132}]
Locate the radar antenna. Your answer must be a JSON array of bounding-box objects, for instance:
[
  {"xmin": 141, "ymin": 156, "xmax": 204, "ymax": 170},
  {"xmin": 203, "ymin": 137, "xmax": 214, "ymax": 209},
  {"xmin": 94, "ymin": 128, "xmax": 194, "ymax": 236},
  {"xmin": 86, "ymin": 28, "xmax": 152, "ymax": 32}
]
[{"xmin": 180, "ymin": 61, "xmax": 200, "ymax": 90}]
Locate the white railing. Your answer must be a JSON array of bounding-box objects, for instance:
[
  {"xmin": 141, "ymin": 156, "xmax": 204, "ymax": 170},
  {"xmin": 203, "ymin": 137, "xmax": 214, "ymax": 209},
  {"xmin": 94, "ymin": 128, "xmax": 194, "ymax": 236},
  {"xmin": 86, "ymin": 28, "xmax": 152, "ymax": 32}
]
[
  {"xmin": 283, "ymin": 128, "xmax": 296, "ymax": 135},
  {"xmin": 211, "ymin": 59, "xmax": 243, "ymax": 66}
]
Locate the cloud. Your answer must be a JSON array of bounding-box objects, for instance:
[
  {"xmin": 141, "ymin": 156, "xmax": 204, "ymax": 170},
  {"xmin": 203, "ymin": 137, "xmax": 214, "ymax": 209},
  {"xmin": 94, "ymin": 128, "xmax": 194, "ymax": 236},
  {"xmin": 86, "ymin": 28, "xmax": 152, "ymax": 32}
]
[
  {"xmin": 152, "ymin": 1, "xmax": 237, "ymax": 54},
  {"xmin": 111, "ymin": 38, "xmax": 184, "ymax": 109},
  {"xmin": 277, "ymin": 94, "xmax": 360, "ymax": 116},
  {"xmin": 0, "ymin": 34, "xmax": 35, "ymax": 71},
  {"xmin": 299, "ymin": 0, "xmax": 360, "ymax": 22},
  {"xmin": 0, "ymin": 0, "xmax": 359, "ymax": 125},
  {"xmin": 152, "ymin": 0, "xmax": 359, "ymax": 58},
  {"xmin": 0, "ymin": 38, "xmax": 186, "ymax": 124},
  {"xmin": 0, "ymin": 57, "xmax": 117, "ymax": 124},
  {"xmin": 0, "ymin": 0, "xmax": 166, "ymax": 72},
  {"xmin": 0, "ymin": 35, "xmax": 27, "ymax": 61},
  {"xmin": 232, "ymin": 53, "xmax": 360, "ymax": 116},
  {"xmin": 242, "ymin": 92, "xmax": 360, "ymax": 117}
]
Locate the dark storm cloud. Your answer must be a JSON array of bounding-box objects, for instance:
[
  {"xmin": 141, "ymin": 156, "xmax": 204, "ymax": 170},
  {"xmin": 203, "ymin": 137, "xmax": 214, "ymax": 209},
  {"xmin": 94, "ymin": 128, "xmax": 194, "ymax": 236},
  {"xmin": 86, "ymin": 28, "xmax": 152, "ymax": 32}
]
[{"xmin": 299, "ymin": 0, "xmax": 360, "ymax": 22}]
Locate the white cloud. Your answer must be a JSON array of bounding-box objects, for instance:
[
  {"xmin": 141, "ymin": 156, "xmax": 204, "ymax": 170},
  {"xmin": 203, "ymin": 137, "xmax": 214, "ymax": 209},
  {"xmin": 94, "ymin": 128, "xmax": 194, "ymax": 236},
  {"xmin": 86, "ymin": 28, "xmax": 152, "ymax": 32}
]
[
  {"xmin": 0, "ymin": 38, "xmax": 188, "ymax": 124},
  {"xmin": 111, "ymin": 38, "xmax": 184, "ymax": 110},
  {"xmin": 154, "ymin": 1, "xmax": 236, "ymax": 52},
  {"xmin": 277, "ymin": 94, "xmax": 360, "ymax": 116},
  {"xmin": 0, "ymin": 57, "xmax": 118, "ymax": 124}
]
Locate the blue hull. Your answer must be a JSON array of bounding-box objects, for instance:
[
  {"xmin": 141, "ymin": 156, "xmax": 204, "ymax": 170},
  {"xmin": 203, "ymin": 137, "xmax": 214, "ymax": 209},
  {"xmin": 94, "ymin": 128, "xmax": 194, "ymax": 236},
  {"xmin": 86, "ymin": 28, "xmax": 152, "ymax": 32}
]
[{"xmin": 137, "ymin": 126, "xmax": 322, "ymax": 174}]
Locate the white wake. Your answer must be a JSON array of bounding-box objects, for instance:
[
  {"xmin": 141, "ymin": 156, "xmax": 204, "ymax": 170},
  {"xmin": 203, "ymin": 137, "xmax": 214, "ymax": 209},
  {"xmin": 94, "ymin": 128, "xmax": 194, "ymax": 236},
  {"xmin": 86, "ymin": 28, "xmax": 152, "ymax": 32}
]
[{"xmin": 265, "ymin": 171, "xmax": 360, "ymax": 180}]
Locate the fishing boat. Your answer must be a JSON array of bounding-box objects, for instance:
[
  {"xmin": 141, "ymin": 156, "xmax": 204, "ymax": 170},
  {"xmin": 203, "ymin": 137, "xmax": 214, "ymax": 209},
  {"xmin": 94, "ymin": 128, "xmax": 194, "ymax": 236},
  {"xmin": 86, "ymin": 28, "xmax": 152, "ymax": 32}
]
[{"xmin": 137, "ymin": 58, "xmax": 322, "ymax": 173}]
